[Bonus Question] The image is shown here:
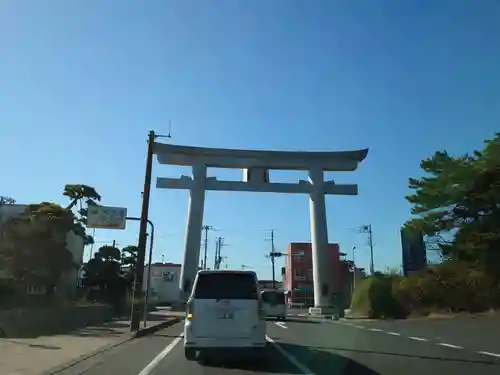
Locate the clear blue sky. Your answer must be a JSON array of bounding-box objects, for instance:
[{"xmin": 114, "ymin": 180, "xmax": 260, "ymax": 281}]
[{"xmin": 1, "ymin": 1, "xmax": 499, "ymax": 279}]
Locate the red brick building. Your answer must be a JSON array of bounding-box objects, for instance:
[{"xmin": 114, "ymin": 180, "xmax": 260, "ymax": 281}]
[{"xmin": 283, "ymin": 242, "xmax": 341, "ymax": 305}]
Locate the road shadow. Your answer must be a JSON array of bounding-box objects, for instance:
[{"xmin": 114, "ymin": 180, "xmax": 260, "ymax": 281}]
[
  {"xmin": 0, "ymin": 338, "xmax": 62, "ymax": 350},
  {"xmin": 312, "ymin": 346, "xmax": 500, "ymax": 365},
  {"xmin": 199, "ymin": 342, "xmax": 380, "ymax": 374},
  {"xmin": 284, "ymin": 317, "xmax": 321, "ymax": 324},
  {"xmin": 276, "ymin": 342, "xmax": 381, "ymax": 375},
  {"xmin": 199, "ymin": 347, "xmax": 302, "ymax": 373}
]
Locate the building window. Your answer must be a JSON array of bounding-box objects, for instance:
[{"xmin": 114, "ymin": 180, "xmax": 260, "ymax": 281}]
[
  {"xmin": 294, "ymin": 267, "xmax": 305, "ymax": 279},
  {"xmin": 162, "ymin": 272, "xmax": 175, "ymax": 282},
  {"xmin": 292, "ymin": 249, "xmax": 305, "ymax": 261}
]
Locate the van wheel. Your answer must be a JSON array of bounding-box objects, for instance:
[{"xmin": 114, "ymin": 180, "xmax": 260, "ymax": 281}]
[{"xmin": 185, "ymin": 348, "xmax": 197, "ymax": 361}]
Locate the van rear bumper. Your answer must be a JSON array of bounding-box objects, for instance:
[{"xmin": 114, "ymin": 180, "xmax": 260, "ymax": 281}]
[{"xmin": 184, "ymin": 336, "xmax": 267, "ymax": 349}]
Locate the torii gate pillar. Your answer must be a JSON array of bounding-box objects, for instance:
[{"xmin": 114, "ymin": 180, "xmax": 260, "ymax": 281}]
[{"xmin": 308, "ymin": 166, "xmax": 332, "ymax": 312}]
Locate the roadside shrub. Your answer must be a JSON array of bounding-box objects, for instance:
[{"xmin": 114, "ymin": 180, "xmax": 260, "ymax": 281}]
[
  {"xmin": 393, "ymin": 261, "xmax": 499, "ymax": 316},
  {"xmin": 350, "ymin": 278, "xmax": 373, "ymax": 317},
  {"xmin": 350, "ymin": 274, "xmax": 404, "ymax": 319}
]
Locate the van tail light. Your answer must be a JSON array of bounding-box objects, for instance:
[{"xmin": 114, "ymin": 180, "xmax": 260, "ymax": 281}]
[{"xmin": 186, "ymin": 300, "xmax": 194, "ymax": 320}]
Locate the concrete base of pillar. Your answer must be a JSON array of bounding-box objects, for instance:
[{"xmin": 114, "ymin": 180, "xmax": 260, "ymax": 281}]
[{"xmin": 309, "ymin": 306, "xmax": 339, "ymax": 319}]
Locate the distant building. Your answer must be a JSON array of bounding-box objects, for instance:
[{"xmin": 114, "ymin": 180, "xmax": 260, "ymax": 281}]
[
  {"xmin": 400, "ymin": 227, "xmax": 427, "ymax": 276},
  {"xmin": 145, "ymin": 263, "xmax": 182, "ymax": 304},
  {"xmin": 283, "ymin": 242, "xmax": 342, "ymax": 306},
  {"xmin": 0, "ymin": 204, "xmax": 85, "ymax": 296}
]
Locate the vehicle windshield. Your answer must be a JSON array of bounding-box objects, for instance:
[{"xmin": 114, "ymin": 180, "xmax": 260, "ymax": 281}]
[
  {"xmin": 261, "ymin": 290, "xmax": 285, "ymax": 304},
  {"xmin": 193, "ymin": 273, "xmax": 258, "ymax": 299}
]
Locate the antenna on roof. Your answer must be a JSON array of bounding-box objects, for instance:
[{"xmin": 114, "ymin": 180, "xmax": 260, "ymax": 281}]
[
  {"xmin": 167, "ymin": 120, "xmax": 172, "ymax": 138},
  {"xmin": 156, "ymin": 120, "xmax": 172, "ymax": 141}
]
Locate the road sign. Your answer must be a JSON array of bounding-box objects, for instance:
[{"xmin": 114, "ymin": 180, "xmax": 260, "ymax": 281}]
[{"xmin": 87, "ymin": 205, "xmax": 127, "ymax": 230}]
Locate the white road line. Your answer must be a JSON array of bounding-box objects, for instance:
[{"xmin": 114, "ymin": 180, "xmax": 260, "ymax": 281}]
[
  {"xmin": 477, "ymin": 351, "xmax": 500, "ymax": 358},
  {"xmin": 275, "ymin": 322, "xmax": 288, "ymax": 329},
  {"xmin": 353, "ymin": 325, "xmax": 365, "ymax": 329},
  {"xmin": 408, "ymin": 336, "xmax": 428, "ymax": 342},
  {"xmin": 138, "ymin": 334, "xmax": 183, "ymax": 375},
  {"xmin": 369, "ymin": 328, "xmax": 383, "ymax": 332},
  {"xmin": 438, "ymin": 343, "xmax": 463, "ymax": 349},
  {"xmin": 266, "ymin": 336, "xmax": 316, "ymax": 375},
  {"xmin": 387, "ymin": 332, "xmax": 400, "ymax": 336}
]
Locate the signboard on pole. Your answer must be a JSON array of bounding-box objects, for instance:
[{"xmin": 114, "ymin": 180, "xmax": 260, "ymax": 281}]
[
  {"xmin": 401, "ymin": 227, "xmax": 427, "ymax": 276},
  {"xmin": 87, "ymin": 205, "xmax": 127, "ymax": 230}
]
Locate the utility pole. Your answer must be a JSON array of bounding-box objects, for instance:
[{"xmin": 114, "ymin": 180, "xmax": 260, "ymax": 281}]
[
  {"xmin": 202, "ymin": 225, "xmax": 214, "ymax": 270},
  {"xmin": 214, "ymin": 236, "xmax": 224, "ymax": 270},
  {"xmin": 351, "ymin": 246, "xmax": 356, "ymax": 293},
  {"xmin": 112, "ymin": 240, "xmax": 116, "ymax": 248},
  {"xmin": 214, "ymin": 236, "xmax": 228, "ymax": 270},
  {"xmin": 130, "ymin": 129, "xmax": 170, "ymax": 333},
  {"xmin": 265, "ymin": 230, "xmax": 284, "ymax": 289},
  {"xmin": 270, "ymin": 230, "xmax": 276, "ymax": 288},
  {"xmin": 214, "ymin": 237, "xmax": 219, "ymax": 270},
  {"xmin": 360, "ymin": 224, "xmax": 375, "ymax": 275}
]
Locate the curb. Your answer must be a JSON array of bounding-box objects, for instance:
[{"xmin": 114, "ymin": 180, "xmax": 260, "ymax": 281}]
[{"xmin": 40, "ymin": 317, "xmax": 183, "ymax": 375}]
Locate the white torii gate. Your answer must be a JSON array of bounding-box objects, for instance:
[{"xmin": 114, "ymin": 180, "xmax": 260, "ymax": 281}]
[{"xmin": 153, "ymin": 143, "xmax": 368, "ymax": 316}]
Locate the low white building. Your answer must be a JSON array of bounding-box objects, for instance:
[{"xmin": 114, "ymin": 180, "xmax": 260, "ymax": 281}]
[
  {"xmin": 0, "ymin": 203, "xmax": 85, "ymax": 296},
  {"xmin": 145, "ymin": 263, "xmax": 182, "ymax": 305}
]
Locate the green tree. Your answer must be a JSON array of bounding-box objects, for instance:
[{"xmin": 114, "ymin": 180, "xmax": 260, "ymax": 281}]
[
  {"xmin": 0, "ymin": 196, "xmax": 16, "ymax": 205},
  {"xmin": 406, "ymin": 133, "xmax": 500, "ymax": 277},
  {"xmin": 121, "ymin": 245, "xmax": 138, "ymax": 284},
  {"xmin": 63, "ymin": 184, "xmax": 101, "ymax": 245},
  {"xmin": 0, "ymin": 203, "xmax": 76, "ymax": 295},
  {"xmin": 0, "ymin": 195, "xmax": 16, "ymax": 238},
  {"xmin": 83, "ymin": 245, "xmax": 121, "ymax": 288},
  {"xmin": 83, "ymin": 245, "xmax": 129, "ymax": 306}
]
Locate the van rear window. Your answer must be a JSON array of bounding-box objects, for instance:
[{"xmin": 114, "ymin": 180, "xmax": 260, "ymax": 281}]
[
  {"xmin": 261, "ymin": 290, "xmax": 285, "ymax": 304},
  {"xmin": 193, "ymin": 273, "xmax": 258, "ymax": 299}
]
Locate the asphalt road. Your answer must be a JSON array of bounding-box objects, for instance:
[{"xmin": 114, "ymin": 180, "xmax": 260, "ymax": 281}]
[{"xmin": 51, "ymin": 316, "xmax": 500, "ymax": 375}]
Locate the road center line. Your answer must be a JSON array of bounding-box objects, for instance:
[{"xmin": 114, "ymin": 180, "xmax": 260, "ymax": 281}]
[
  {"xmin": 266, "ymin": 336, "xmax": 316, "ymax": 375},
  {"xmin": 138, "ymin": 334, "xmax": 183, "ymax": 375},
  {"xmin": 408, "ymin": 336, "xmax": 428, "ymax": 341},
  {"xmin": 275, "ymin": 322, "xmax": 288, "ymax": 329},
  {"xmin": 477, "ymin": 351, "xmax": 500, "ymax": 358},
  {"xmin": 353, "ymin": 325, "xmax": 365, "ymax": 329},
  {"xmin": 438, "ymin": 343, "xmax": 463, "ymax": 349},
  {"xmin": 369, "ymin": 328, "xmax": 383, "ymax": 332}
]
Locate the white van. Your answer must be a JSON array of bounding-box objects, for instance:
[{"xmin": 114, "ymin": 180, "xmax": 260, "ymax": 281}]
[
  {"xmin": 184, "ymin": 270, "xmax": 267, "ymax": 360},
  {"xmin": 260, "ymin": 289, "xmax": 287, "ymax": 321}
]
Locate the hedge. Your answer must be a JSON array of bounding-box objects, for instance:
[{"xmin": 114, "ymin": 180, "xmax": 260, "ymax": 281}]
[{"xmin": 350, "ymin": 261, "xmax": 500, "ymax": 319}]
